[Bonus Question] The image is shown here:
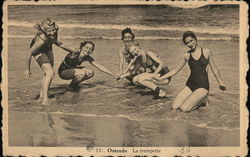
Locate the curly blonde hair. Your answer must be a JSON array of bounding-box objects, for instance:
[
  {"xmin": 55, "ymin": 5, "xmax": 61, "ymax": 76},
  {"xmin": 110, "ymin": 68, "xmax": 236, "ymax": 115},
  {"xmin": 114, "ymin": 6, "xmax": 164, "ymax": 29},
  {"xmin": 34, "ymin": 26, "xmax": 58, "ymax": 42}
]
[{"xmin": 34, "ymin": 18, "xmax": 59, "ymax": 35}]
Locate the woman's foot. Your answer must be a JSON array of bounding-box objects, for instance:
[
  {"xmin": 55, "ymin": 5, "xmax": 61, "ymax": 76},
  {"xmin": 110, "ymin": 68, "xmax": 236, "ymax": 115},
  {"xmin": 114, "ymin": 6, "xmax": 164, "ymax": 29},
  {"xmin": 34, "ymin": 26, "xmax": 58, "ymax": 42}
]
[
  {"xmin": 154, "ymin": 89, "xmax": 167, "ymax": 99},
  {"xmin": 42, "ymin": 98, "xmax": 53, "ymax": 105},
  {"xmin": 34, "ymin": 94, "xmax": 43, "ymax": 102},
  {"xmin": 191, "ymin": 101, "xmax": 209, "ymax": 111},
  {"xmin": 66, "ymin": 84, "xmax": 75, "ymax": 91}
]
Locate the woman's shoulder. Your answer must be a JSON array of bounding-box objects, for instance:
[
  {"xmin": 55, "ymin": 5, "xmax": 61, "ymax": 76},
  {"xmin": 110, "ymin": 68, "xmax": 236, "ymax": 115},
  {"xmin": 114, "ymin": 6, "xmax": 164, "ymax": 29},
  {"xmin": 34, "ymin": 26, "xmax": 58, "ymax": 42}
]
[
  {"xmin": 119, "ymin": 46, "xmax": 127, "ymax": 54},
  {"xmin": 183, "ymin": 51, "xmax": 191, "ymax": 60},
  {"xmin": 67, "ymin": 50, "xmax": 80, "ymax": 58},
  {"xmin": 202, "ymin": 47, "xmax": 211, "ymax": 58}
]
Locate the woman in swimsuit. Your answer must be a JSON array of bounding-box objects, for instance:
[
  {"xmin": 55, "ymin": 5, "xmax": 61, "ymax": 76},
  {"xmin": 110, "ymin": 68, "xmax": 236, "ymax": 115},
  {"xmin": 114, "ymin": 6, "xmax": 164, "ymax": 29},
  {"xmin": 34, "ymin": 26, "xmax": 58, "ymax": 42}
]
[
  {"xmin": 57, "ymin": 41, "xmax": 117, "ymax": 90},
  {"xmin": 24, "ymin": 18, "xmax": 60, "ymax": 105},
  {"xmin": 118, "ymin": 28, "xmax": 144, "ymax": 82},
  {"xmin": 155, "ymin": 31, "xmax": 226, "ymax": 112},
  {"xmin": 119, "ymin": 41, "xmax": 171, "ymax": 98}
]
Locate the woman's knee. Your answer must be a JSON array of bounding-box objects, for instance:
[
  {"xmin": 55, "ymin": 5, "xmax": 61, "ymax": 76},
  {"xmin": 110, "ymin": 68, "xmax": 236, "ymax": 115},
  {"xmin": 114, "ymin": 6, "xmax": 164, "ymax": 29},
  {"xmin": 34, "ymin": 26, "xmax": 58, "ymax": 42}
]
[
  {"xmin": 45, "ymin": 69, "xmax": 55, "ymax": 78},
  {"xmin": 86, "ymin": 69, "xmax": 94, "ymax": 78},
  {"xmin": 132, "ymin": 76, "xmax": 139, "ymax": 84},
  {"xmin": 171, "ymin": 102, "xmax": 179, "ymax": 110},
  {"xmin": 137, "ymin": 75, "xmax": 147, "ymax": 83},
  {"xmin": 180, "ymin": 105, "xmax": 191, "ymax": 112}
]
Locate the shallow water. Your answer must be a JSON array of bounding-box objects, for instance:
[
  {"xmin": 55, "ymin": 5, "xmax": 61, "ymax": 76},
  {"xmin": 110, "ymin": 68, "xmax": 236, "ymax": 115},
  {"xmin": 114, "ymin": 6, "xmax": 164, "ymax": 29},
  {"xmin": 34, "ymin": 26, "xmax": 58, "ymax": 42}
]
[
  {"xmin": 7, "ymin": 39, "xmax": 239, "ymax": 132},
  {"xmin": 9, "ymin": 111, "xmax": 239, "ymax": 147}
]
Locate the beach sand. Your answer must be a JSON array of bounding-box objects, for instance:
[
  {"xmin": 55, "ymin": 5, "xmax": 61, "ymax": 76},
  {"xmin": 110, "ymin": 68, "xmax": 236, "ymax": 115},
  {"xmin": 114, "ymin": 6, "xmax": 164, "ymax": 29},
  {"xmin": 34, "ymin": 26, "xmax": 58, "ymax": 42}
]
[{"xmin": 7, "ymin": 38, "xmax": 239, "ymax": 146}]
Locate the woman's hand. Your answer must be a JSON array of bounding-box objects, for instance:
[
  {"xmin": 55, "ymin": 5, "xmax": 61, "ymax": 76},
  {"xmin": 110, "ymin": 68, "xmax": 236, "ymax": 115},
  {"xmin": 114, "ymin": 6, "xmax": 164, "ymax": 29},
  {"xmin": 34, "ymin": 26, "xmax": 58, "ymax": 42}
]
[
  {"xmin": 115, "ymin": 74, "xmax": 121, "ymax": 80},
  {"xmin": 24, "ymin": 70, "xmax": 31, "ymax": 79},
  {"xmin": 219, "ymin": 83, "xmax": 226, "ymax": 91},
  {"xmin": 153, "ymin": 74, "xmax": 161, "ymax": 81}
]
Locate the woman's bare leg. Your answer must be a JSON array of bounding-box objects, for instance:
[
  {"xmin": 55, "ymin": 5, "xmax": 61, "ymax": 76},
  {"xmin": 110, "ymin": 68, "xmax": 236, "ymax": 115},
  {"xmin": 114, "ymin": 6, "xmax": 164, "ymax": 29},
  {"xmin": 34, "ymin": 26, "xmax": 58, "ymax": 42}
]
[
  {"xmin": 68, "ymin": 68, "xmax": 94, "ymax": 90},
  {"xmin": 171, "ymin": 86, "xmax": 192, "ymax": 110},
  {"xmin": 180, "ymin": 88, "xmax": 208, "ymax": 112},
  {"xmin": 40, "ymin": 63, "xmax": 55, "ymax": 105},
  {"xmin": 136, "ymin": 73, "xmax": 158, "ymax": 91},
  {"xmin": 134, "ymin": 73, "xmax": 166, "ymax": 97},
  {"xmin": 190, "ymin": 96, "xmax": 209, "ymax": 111}
]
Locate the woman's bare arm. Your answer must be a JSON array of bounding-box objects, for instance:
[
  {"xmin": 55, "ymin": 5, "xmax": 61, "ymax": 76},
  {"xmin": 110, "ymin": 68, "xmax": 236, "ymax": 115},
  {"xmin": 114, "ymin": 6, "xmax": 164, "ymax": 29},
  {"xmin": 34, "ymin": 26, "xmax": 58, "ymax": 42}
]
[
  {"xmin": 24, "ymin": 38, "xmax": 44, "ymax": 78},
  {"xmin": 91, "ymin": 61, "xmax": 116, "ymax": 77},
  {"xmin": 118, "ymin": 48, "xmax": 126, "ymax": 75},
  {"xmin": 207, "ymin": 49, "xmax": 226, "ymax": 90},
  {"xmin": 147, "ymin": 50, "xmax": 164, "ymax": 75},
  {"xmin": 156, "ymin": 53, "xmax": 188, "ymax": 81},
  {"xmin": 55, "ymin": 41, "xmax": 78, "ymax": 54}
]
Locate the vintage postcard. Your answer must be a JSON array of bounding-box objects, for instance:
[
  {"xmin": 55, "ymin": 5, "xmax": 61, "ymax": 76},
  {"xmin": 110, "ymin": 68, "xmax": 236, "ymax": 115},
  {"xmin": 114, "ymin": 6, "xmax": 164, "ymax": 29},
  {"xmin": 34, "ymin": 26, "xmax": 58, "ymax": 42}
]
[{"xmin": 2, "ymin": 0, "xmax": 248, "ymax": 156}]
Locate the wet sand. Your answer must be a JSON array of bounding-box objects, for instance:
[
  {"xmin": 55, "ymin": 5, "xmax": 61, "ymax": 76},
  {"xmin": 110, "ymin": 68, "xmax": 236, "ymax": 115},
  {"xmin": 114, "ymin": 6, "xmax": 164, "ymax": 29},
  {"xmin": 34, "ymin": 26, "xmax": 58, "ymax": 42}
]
[{"xmin": 9, "ymin": 110, "xmax": 239, "ymax": 147}]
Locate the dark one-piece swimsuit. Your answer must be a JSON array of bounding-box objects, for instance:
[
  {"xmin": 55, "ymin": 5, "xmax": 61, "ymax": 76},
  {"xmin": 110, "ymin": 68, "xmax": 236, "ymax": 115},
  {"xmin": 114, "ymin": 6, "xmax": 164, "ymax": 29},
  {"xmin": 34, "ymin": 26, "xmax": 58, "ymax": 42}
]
[
  {"xmin": 186, "ymin": 48, "xmax": 209, "ymax": 92},
  {"xmin": 58, "ymin": 52, "xmax": 94, "ymax": 80},
  {"xmin": 140, "ymin": 53, "xmax": 171, "ymax": 81},
  {"xmin": 30, "ymin": 35, "xmax": 54, "ymax": 66}
]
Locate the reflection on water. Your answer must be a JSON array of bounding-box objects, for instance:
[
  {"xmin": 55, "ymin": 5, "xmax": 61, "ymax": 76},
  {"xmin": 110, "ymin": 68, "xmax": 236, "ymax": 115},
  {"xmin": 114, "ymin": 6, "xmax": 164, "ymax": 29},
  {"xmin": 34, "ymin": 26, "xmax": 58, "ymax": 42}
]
[{"xmin": 9, "ymin": 111, "xmax": 239, "ymax": 147}]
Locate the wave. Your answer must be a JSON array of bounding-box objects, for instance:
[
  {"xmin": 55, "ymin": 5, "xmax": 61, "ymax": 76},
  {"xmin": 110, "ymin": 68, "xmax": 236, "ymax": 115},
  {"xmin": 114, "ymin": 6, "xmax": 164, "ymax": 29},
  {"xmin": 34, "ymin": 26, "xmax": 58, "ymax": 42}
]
[
  {"xmin": 169, "ymin": 3, "xmax": 207, "ymax": 9},
  {"xmin": 8, "ymin": 35, "xmax": 237, "ymax": 41},
  {"xmin": 41, "ymin": 111, "xmax": 239, "ymax": 132},
  {"xmin": 8, "ymin": 20, "xmax": 238, "ymax": 35}
]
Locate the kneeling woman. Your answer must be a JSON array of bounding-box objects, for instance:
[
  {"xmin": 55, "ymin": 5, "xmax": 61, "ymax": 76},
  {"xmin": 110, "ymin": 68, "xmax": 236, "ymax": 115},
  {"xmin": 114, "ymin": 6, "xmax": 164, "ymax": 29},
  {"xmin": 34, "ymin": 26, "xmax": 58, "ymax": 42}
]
[
  {"xmin": 155, "ymin": 31, "xmax": 226, "ymax": 112},
  {"xmin": 119, "ymin": 41, "xmax": 171, "ymax": 98},
  {"xmin": 57, "ymin": 41, "xmax": 116, "ymax": 90}
]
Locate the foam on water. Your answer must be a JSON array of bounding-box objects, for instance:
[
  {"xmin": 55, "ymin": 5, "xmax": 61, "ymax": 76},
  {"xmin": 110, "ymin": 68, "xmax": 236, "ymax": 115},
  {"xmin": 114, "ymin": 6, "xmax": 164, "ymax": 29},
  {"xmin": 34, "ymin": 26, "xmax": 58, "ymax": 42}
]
[
  {"xmin": 38, "ymin": 110, "xmax": 239, "ymax": 132},
  {"xmin": 8, "ymin": 20, "xmax": 238, "ymax": 35},
  {"xmin": 8, "ymin": 35, "xmax": 236, "ymax": 41}
]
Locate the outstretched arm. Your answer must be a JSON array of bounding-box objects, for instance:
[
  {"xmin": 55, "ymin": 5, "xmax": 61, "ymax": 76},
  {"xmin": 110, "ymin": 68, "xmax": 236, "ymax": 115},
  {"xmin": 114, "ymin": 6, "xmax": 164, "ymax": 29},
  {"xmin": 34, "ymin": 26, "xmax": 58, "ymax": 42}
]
[
  {"xmin": 156, "ymin": 53, "xmax": 187, "ymax": 81},
  {"xmin": 55, "ymin": 41, "xmax": 78, "ymax": 54},
  {"xmin": 91, "ymin": 61, "xmax": 116, "ymax": 78},
  {"xmin": 118, "ymin": 60, "xmax": 141, "ymax": 81},
  {"xmin": 123, "ymin": 56, "xmax": 138, "ymax": 74},
  {"xmin": 208, "ymin": 49, "xmax": 226, "ymax": 90},
  {"xmin": 118, "ymin": 49, "xmax": 125, "ymax": 75},
  {"xmin": 24, "ymin": 38, "xmax": 44, "ymax": 78}
]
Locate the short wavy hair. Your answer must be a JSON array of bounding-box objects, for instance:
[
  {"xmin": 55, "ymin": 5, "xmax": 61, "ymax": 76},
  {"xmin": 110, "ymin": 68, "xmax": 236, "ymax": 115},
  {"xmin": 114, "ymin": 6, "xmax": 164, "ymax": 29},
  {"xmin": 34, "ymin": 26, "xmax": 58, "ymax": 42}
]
[
  {"xmin": 182, "ymin": 31, "xmax": 197, "ymax": 44},
  {"xmin": 80, "ymin": 41, "xmax": 95, "ymax": 52},
  {"xmin": 121, "ymin": 27, "xmax": 135, "ymax": 41}
]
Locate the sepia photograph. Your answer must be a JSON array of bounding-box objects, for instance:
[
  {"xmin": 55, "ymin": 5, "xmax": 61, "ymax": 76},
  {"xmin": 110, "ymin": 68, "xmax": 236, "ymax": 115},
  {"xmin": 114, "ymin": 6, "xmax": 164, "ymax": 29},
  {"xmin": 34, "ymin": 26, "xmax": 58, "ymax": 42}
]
[{"xmin": 2, "ymin": 0, "xmax": 248, "ymax": 156}]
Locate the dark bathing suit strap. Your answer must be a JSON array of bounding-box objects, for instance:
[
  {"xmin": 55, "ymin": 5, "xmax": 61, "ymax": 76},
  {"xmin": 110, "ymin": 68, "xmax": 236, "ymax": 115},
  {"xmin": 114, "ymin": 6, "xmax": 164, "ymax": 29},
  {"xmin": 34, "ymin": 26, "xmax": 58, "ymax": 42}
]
[
  {"xmin": 63, "ymin": 60, "xmax": 72, "ymax": 68},
  {"xmin": 189, "ymin": 47, "xmax": 203, "ymax": 60}
]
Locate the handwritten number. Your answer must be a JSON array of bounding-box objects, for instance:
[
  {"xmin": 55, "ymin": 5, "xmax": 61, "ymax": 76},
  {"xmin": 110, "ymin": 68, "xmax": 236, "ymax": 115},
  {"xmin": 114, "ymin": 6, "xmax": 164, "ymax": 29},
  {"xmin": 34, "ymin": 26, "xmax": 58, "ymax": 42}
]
[{"xmin": 180, "ymin": 146, "xmax": 191, "ymax": 154}]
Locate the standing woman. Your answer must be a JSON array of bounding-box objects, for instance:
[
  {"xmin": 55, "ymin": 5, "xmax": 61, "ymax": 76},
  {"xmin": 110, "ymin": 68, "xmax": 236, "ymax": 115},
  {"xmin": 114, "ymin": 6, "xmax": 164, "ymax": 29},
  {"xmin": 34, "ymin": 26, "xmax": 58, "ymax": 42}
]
[
  {"xmin": 24, "ymin": 18, "xmax": 59, "ymax": 105},
  {"xmin": 57, "ymin": 41, "xmax": 117, "ymax": 90},
  {"xmin": 155, "ymin": 31, "xmax": 226, "ymax": 112}
]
